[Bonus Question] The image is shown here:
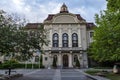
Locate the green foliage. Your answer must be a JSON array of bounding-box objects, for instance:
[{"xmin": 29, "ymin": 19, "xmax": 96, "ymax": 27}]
[
  {"xmin": 0, "ymin": 10, "xmax": 48, "ymax": 61},
  {"xmin": 0, "ymin": 59, "xmax": 18, "ymax": 69},
  {"xmin": 86, "ymin": 70, "xmax": 120, "ymax": 80},
  {"xmin": 89, "ymin": 0, "xmax": 120, "ymax": 62},
  {"xmin": 107, "ymin": 0, "xmax": 120, "ymax": 12},
  {"xmin": 0, "ymin": 62, "xmax": 45, "ymax": 69},
  {"xmin": 85, "ymin": 70, "xmax": 100, "ymax": 75},
  {"xmin": 76, "ymin": 58, "xmax": 80, "ymax": 68}
]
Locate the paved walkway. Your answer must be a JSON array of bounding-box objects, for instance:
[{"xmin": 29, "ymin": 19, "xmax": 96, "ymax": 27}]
[{"xmin": 10, "ymin": 69, "xmax": 93, "ymax": 80}]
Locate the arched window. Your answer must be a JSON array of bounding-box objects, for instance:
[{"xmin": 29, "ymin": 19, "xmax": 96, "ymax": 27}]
[
  {"xmin": 53, "ymin": 33, "xmax": 59, "ymax": 47},
  {"xmin": 53, "ymin": 55, "xmax": 57, "ymax": 62},
  {"xmin": 62, "ymin": 33, "xmax": 68, "ymax": 47},
  {"xmin": 72, "ymin": 33, "xmax": 78, "ymax": 47}
]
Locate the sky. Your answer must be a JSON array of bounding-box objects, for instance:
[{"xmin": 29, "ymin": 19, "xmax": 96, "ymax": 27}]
[{"xmin": 0, "ymin": 0, "xmax": 107, "ymax": 23}]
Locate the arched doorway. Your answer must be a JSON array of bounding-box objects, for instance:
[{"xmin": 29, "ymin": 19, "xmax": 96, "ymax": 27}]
[
  {"xmin": 52, "ymin": 55, "xmax": 57, "ymax": 68},
  {"xmin": 63, "ymin": 55, "xmax": 69, "ymax": 67}
]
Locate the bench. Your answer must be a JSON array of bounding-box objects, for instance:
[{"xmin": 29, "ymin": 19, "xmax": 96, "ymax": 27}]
[{"xmin": 5, "ymin": 70, "xmax": 17, "ymax": 74}]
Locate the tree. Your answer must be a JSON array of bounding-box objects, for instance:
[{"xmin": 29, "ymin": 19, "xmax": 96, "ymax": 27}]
[
  {"xmin": 0, "ymin": 10, "xmax": 21, "ymax": 56},
  {"xmin": 89, "ymin": 0, "xmax": 120, "ymax": 62},
  {"xmin": 0, "ymin": 10, "xmax": 48, "ymax": 62},
  {"xmin": 76, "ymin": 58, "xmax": 80, "ymax": 68}
]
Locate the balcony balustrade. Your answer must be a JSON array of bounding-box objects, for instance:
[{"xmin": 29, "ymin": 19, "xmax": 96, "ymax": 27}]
[{"xmin": 50, "ymin": 47, "xmax": 82, "ymax": 51}]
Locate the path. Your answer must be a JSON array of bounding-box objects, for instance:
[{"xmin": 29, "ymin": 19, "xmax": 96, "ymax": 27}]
[{"xmin": 11, "ymin": 69, "xmax": 93, "ymax": 80}]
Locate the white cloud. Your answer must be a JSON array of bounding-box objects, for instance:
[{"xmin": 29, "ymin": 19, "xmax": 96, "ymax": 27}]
[
  {"xmin": 0, "ymin": 0, "xmax": 106, "ymax": 23},
  {"xmin": 71, "ymin": 3, "xmax": 106, "ymax": 23},
  {"xmin": 31, "ymin": 2, "xmax": 61, "ymax": 22}
]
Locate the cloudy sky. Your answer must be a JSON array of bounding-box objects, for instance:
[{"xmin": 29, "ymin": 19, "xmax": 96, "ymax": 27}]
[{"xmin": 0, "ymin": 0, "xmax": 107, "ymax": 23}]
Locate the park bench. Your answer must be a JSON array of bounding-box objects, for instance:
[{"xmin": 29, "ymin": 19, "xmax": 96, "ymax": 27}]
[{"xmin": 5, "ymin": 70, "xmax": 17, "ymax": 74}]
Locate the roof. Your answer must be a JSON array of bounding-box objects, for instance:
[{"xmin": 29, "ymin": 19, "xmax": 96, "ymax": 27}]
[
  {"xmin": 44, "ymin": 14, "xmax": 85, "ymax": 21},
  {"xmin": 45, "ymin": 14, "xmax": 55, "ymax": 21},
  {"xmin": 86, "ymin": 23, "xmax": 96, "ymax": 29},
  {"xmin": 76, "ymin": 14, "xmax": 85, "ymax": 21},
  {"xmin": 25, "ymin": 23, "xmax": 42, "ymax": 29},
  {"xmin": 25, "ymin": 22, "xmax": 95, "ymax": 30}
]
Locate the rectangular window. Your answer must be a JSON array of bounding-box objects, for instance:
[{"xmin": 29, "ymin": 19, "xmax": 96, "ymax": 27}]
[
  {"xmin": 45, "ymin": 57, "xmax": 47, "ymax": 61},
  {"xmin": 90, "ymin": 32, "xmax": 94, "ymax": 37},
  {"xmin": 35, "ymin": 56, "xmax": 39, "ymax": 62}
]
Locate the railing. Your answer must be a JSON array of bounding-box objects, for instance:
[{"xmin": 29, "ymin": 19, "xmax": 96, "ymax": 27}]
[{"xmin": 50, "ymin": 47, "xmax": 82, "ymax": 51}]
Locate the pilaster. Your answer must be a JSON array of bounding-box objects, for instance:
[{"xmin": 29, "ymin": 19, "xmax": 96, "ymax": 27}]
[
  {"xmin": 69, "ymin": 54, "xmax": 73, "ymax": 68},
  {"xmin": 78, "ymin": 27, "xmax": 81, "ymax": 47},
  {"xmin": 58, "ymin": 53, "xmax": 62, "ymax": 68},
  {"xmin": 49, "ymin": 27, "xmax": 52, "ymax": 47},
  {"xmin": 68, "ymin": 26, "xmax": 72, "ymax": 47},
  {"xmin": 59, "ymin": 25, "xmax": 62, "ymax": 47}
]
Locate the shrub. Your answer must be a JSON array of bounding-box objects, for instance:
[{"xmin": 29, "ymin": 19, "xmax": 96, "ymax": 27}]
[
  {"xmin": 1, "ymin": 60, "xmax": 18, "ymax": 69},
  {"xmin": 76, "ymin": 58, "xmax": 80, "ymax": 68}
]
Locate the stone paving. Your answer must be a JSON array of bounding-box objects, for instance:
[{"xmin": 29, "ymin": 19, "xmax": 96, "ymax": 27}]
[
  {"xmin": 61, "ymin": 69, "xmax": 91, "ymax": 80},
  {"xmin": 5, "ymin": 69, "xmax": 93, "ymax": 80}
]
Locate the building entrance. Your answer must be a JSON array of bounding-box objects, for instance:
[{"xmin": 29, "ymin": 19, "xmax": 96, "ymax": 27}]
[{"xmin": 63, "ymin": 55, "xmax": 69, "ymax": 67}]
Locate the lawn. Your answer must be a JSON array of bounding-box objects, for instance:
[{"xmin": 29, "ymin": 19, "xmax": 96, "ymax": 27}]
[
  {"xmin": 85, "ymin": 70, "xmax": 120, "ymax": 80},
  {"xmin": 105, "ymin": 73, "xmax": 120, "ymax": 80}
]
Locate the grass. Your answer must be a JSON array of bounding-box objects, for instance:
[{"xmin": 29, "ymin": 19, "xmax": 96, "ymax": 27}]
[
  {"xmin": 93, "ymin": 67, "xmax": 112, "ymax": 69},
  {"xmin": 85, "ymin": 70, "xmax": 99, "ymax": 75},
  {"xmin": 85, "ymin": 70, "xmax": 120, "ymax": 80},
  {"xmin": 105, "ymin": 73, "xmax": 120, "ymax": 80}
]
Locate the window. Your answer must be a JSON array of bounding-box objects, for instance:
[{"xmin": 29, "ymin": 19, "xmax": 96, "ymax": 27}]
[
  {"xmin": 90, "ymin": 32, "xmax": 94, "ymax": 37},
  {"xmin": 53, "ymin": 33, "xmax": 59, "ymax": 47},
  {"xmin": 72, "ymin": 33, "xmax": 78, "ymax": 47},
  {"xmin": 62, "ymin": 33, "xmax": 68, "ymax": 47},
  {"xmin": 45, "ymin": 57, "xmax": 47, "ymax": 61},
  {"xmin": 35, "ymin": 56, "xmax": 39, "ymax": 62}
]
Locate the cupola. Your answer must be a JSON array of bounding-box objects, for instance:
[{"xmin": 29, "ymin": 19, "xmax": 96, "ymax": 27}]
[{"xmin": 60, "ymin": 3, "xmax": 69, "ymax": 13}]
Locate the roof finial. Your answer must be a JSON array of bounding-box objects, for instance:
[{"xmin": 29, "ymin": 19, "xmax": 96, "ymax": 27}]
[{"xmin": 60, "ymin": 3, "xmax": 69, "ymax": 13}]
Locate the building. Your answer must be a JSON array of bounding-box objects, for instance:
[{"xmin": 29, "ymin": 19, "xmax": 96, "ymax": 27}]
[{"xmin": 26, "ymin": 3, "xmax": 95, "ymax": 68}]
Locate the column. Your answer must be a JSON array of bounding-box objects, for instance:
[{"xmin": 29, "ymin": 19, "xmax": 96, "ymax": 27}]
[
  {"xmin": 59, "ymin": 26, "xmax": 62, "ymax": 47},
  {"xmin": 68, "ymin": 27, "xmax": 72, "ymax": 47},
  {"xmin": 78, "ymin": 27, "xmax": 81, "ymax": 47},
  {"xmin": 49, "ymin": 28, "xmax": 52, "ymax": 47},
  {"xmin": 69, "ymin": 54, "xmax": 73, "ymax": 68},
  {"xmin": 83, "ymin": 52, "xmax": 88, "ymax": 68},
  {"xmin": 58, "ymin": 53, "xmax": 62, "ymax": 68}
]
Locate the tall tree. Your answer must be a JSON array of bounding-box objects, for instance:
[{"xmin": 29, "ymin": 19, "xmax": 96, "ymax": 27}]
[
  {"xmin": 0, "ymin": 10, "xmax": 48, "ymax": 61},
  {"xmin": 89, "ymin": 0, "xmax": 120, "ymax": 62},
  {"xmin": 0, "ymin": 10, "xmax": 18, "ymax": 56}
]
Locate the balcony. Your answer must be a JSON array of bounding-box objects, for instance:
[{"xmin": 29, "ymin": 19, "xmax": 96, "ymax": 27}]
[{"xmin": 50, "ymin": 47, "xmax": 82, "ymax": 51}]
